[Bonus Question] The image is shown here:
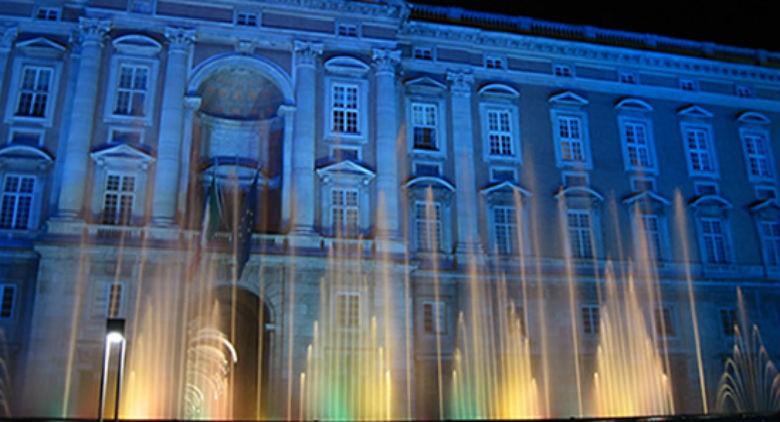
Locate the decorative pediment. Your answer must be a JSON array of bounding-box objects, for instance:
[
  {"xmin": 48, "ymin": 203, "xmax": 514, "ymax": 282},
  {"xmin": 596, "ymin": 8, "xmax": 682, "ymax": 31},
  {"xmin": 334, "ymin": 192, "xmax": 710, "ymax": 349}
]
[
  {"xmin": 749, "ymin": 197, "xmax": 780, "ymax": 213},
  {"xmin": 737, "ymin": 111, "xmax": 770, "ymax": 125},
  {"xmin": 0, "ymin": 145, "xmax": 53, "ymax": 170},
  {"xmin": 677, "ymin": 105, "xmax": 713, "ymax": 119},
  {"xmin": 548, "ymin": 91, "xmax": 588, "ymax": 106},
  {"xmin": 324, "ymin": 56, "xmax": 370, "ymax": 76},
  {"xmin": 478, "ymin": 83, "xmax": 519, "ymax": 97},
  {"xmin": 15, "ymin": 37, "xmax": 66, "ymax": 57},
  {"xmin": 555, "ymin": 186, "xmax": 604, "ymax": 202},
  {"xmin": 316, "ymin": 160, "xmax": 375, "ymax": 184},
  {"xmin": 404, "ymin": 176, "xmax": 455, "ymax": 192},
  {"xmin": 481, "ymin": 181, "xmax": 531, "ymax": 197},
  {"xmin": 91, "ymin": 143, "xmax": 154, "ymax": 171},
  {"xmin": 615, "ymin": 98, "xmax": 652, "ymax": 112},
  {"xmin": 689, "ymin": 194, "xmax": 732, "ymax": 209},
  {"xmin": 623, "ymin": 190, "xmax": 670, "ymax": 206},
  {"xmin": 404, "ymin": 76, "xmax": 447, "ymax": 91},
  {"xmin": 112, "ymin": 34, "xmax": 162, "ymax": 56}
]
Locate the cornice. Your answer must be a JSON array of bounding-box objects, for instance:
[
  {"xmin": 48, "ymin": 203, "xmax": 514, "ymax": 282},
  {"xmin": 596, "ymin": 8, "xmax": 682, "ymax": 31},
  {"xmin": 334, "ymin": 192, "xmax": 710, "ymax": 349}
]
[
  {"xmin": 401, "ymin": 22, "xmax": 780, "ymax": 85},
  {"xmin": 259, "ymin": 0, "xmax": 407, "ymax": 19}
]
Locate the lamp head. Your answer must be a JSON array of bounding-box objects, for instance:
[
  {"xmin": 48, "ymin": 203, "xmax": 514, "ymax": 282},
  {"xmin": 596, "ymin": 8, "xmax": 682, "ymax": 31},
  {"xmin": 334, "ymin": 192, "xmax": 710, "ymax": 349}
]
[{"xmin": 105, "ymin": 318, "xmax": 126, "ymax": 343}]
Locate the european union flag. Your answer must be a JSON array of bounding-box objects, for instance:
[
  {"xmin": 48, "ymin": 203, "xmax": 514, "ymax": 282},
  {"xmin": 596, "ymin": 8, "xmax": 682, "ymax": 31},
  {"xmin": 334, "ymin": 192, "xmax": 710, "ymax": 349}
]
[{"xmin": 235, "ymin": 170, "xmax": 259, "ymax": 279}]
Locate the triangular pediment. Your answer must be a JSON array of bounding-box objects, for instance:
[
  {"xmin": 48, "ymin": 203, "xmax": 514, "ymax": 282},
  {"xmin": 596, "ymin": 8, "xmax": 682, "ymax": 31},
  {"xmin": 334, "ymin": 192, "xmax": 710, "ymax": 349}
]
[
  {"xmin": 112, "ymin": 34, "xmax": 162, "ymax": 56},
  {"xmin": 404, "ymin": 176, "xmax": 455, "ymax": 192},
  {"xmin": 317, "ymin": 160, "xmax": 375, "ymax": 179},
  {"xmin": 677, "ymin": 105, "xmax": 713, "ymax": 118},
  {"xmin": 548, "ymin": 91, "xmax": 588, "ymax": 106},
  {"xmin": 404, "ymin": 76, "xmax": 447, "ymax": 91},
  {"xmin": 324, "ymin": 56, "xmax": 370, "ymax": 76},
  {"xmin": 16, "ymin": 37, "xmax": 66, "ymax": 57},
  {"xmin": 481, "ymin": 181, "xmax": 531, "ymax": 197},
  {"xmin": 91, "ymin": 143, "xmax": 154, "ymax": 168},
  {"xmin": 623, "ymin": 190, "xmax": 670, "ymax": 206},
  {"xmin": 749, "ymin": 197, "xmax": 780, "ymax": 213}
]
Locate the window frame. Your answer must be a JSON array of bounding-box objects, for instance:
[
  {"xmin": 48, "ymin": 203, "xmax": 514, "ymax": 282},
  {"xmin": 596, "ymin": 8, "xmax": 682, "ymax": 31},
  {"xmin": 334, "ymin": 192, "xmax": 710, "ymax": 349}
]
[
  {"xmin": 100, "ymin": 172, "xmax": 137, "ymax": 226},
  {"xmin": 758, "ymin": 219, "xmax": 780, "ymax": 268},
  {"xmin": 631, "ymin": 211, "xmax": 669, "ymax": 262},
  {"xmin": 8, "ymin": 126, "xmax": 45, "ymax": 147},
  {"xmin": 490, "ymin": 204, "xmax": 521, "ymax": 256},
  {"xmin": 551, "ymin": 109, "xmax": 592, "ymax": 169},
  {"xmin": 680, "ymin": 121, "xmax": 718, "ymax": 178},
  {"xmin": 422, "ymin": 300, "xmax": 447, "ymax": 335},
  {"xmin": 406, "ymin": 95, "xmax": 447, "ymax": 158},
  {"xmin": 5, "ymin": 60, "xmax": 61, "ymax": 127},
  {"xmin": 739, "ymin": 126, "xmax": 775, "ymax": 183},
  {"xmin": 484, "ymin": 55, "xmax": 507, "ymax": 70},
  {"xmin": 103, "ymin": 56, "xmax": 158, "ymax": 126},
  {"xmin": 618, "ymin": 115, "xmax": 658, "ymax": 174},
  {"xmin": 34, "ymin": 6, "xmax": 61, "ymax": 21},
  {"xmin": 334, "ymin": 291, "xmax": 362, "ymax": 331},
  {"xmin": 106, "ymin": 281, "xmax": 126, "ymax": 318},
  {"xmin": 0, "ymin": 173, "xmax": 40, "ymax": 232},
  {"xmin": 235, "ymin": 10, "xmax": 259, "ymax": 27},
  {"xmin": 0, "ymin": 284, "xmax": 17, "ymax": 320},
  {"xmin": 410, "ymin": 101, "xmax": 440, "ymax": 152},
  {"xmin": 329, "ymin": 187, "xmax": 360, "ymax": 238},
  {"xmin": 324, "ymin": 77, "xmax": 368, "ymax": 143},
  {"xmin": 697, "ymin": 216, "xmax": 732, "ymax": 265},
  {"xmin": 565, "ymin": 208, "xmax": 597, "ymax": 260},
  {"xmin": 412, "ymin": 47, "xmax": 434, "ymax": 61},
  {"xmin": 413, "ymin": 200, "xmax": 444, "ymax": 253},
  {"xmin": 581, "ymin": 304, "xmax": 600, "ymax": 335},
  {"xmin": 480, "ymin": 102, "xmax": 521, "ymax": 163}
]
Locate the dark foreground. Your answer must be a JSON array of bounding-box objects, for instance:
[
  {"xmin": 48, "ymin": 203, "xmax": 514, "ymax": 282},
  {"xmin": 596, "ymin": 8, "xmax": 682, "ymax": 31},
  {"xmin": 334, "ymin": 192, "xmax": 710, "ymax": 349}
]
[{"xmin": 2, "ymin": 415, "xmax": 779, "ymax": 422}]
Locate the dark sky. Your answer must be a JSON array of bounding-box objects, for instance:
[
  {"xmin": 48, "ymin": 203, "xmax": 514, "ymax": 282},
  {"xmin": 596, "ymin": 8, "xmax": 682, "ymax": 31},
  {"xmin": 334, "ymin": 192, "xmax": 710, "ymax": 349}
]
[{"xmin": 411, "ymin": 1, "xmax": 779, "ymax": 52}]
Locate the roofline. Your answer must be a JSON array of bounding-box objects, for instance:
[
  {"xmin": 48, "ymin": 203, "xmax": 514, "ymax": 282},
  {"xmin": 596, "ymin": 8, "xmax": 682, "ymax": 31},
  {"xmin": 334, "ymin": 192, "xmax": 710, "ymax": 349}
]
[{"xmin": 409, "ymin": 3, "xmax": 780, "ymax": 68}]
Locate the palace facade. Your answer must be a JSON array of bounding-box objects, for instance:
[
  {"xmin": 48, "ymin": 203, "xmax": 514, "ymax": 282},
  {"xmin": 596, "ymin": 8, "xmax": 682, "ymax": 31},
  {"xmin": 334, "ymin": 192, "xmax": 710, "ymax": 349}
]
[{"xmin": 0, "ymin": 0, "xmax": 779, "ymax": 418}]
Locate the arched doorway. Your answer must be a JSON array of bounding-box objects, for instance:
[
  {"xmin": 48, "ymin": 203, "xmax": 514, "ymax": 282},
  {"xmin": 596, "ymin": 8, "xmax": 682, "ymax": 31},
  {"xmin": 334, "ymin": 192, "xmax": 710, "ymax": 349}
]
[{"xmin": 215, "ymin": 285, "xmax": 273, "ymax": 419}]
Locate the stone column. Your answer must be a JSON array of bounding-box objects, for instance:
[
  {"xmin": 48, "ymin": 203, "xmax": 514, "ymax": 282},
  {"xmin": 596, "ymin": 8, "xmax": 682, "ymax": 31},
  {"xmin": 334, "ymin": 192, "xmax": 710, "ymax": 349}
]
[
  {"xmin": 289, "ymin": 41, "xmax": 322, "ymax": 240},
  {"xmin": 176, "ymin": 95, "xmax": 201, "ymax": 218},
  {"xmin": 151, "ymin": 28, "xmax": 196, "ymax": 225},
  {"xmin": 0, "ymin": 25, "xmax": 18, "ymax": 93},
  {"xmin": 56, "ymin": 18, "xmax": 110, "ymax": 218},
  {"xmin": 448, "ymin": 70, "xmax": 483, "ymax": 255},
  {"xmin": 278, "ymin": 104, "xmax": 296, "ymax": 228},
  {"xmin": 372, "ymin": 49, "xmax": 405, "ymax": 254}
]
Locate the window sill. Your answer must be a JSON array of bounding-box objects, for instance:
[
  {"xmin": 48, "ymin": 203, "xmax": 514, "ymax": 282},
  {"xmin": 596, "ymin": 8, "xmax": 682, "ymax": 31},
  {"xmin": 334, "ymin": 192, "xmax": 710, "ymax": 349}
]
[
  {"xmin": 324, "ymin": 132, "xmax": 366, "ymax": 144},
  {"xmin": 103, "ymin": 113, "xmax": 153, "ymax": 127}
]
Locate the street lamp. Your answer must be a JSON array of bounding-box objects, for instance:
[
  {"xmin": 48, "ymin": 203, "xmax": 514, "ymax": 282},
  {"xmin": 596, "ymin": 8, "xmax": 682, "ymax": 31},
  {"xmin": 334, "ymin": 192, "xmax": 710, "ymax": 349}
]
[{"xmin": 98, "ymin": 318, "xmax": 126, "ymax": 422}]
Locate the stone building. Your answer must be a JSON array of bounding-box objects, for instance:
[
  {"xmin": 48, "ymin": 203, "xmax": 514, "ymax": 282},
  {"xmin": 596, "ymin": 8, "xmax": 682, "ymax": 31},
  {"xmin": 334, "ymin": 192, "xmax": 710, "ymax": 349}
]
[{"xmin": 0, "ymin": 0, "xmax": 778, "ymax": 419}]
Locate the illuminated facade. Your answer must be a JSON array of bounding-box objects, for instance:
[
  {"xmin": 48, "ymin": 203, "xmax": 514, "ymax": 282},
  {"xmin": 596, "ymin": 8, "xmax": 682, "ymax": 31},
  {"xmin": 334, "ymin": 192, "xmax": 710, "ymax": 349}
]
[{"xmin": 0, "ymin": 0, "xmax": 779, "ymax": 418}]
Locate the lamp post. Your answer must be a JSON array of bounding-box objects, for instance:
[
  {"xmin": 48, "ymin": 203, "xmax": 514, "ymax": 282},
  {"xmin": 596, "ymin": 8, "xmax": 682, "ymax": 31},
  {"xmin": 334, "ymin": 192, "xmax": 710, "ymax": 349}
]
[{"xmin": 98, "ymin": 318, "xmax": 126, "ymax": 422}]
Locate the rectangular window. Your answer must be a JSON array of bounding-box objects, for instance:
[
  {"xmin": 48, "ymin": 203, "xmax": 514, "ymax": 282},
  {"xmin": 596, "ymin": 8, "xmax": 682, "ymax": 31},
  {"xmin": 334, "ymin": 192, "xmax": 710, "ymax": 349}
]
[
  {"xmin": 106, "ymin": 282, "xmax": 123, "ymax": 318},
  {"xmin": 413, "ymin": 47, "xmax": 433, "ymax": 60},
  {"xmin": 35, "ymin": 7, "xmax": 60, "ymax": 21},
  {"xmin": 684, "ymin": 126, "xmax": 715, "ymax": 174},
  {"xmin": 331, "ymin": 188, "xmax": 359, "ymax": 237},
  {"xmin": 554, "ymin": 64, "xmax": 573, "ymax": 77},
  {"xmin": 623, "ymin": 120, "xmax": 653, "ymax": 168},
  {"xmin": 411, "ymin": 102, "xmax": 438, "ymax": 150},
  {"xmin": 567, "ymin": 210, "xmax": 594, "ymax": 259},
  {"xmin": 490, "ymin": 168, "xmax": 516, "ymax": 183},
  {"xmin": 16, "ymin": 66, "xmax": 52, "ymax": 118},
  {"xmin": 755, "ymin": 186, "xmax": 777, "ymax": 200},
  {"xmin": 485, "ymin": 55, "xmax": 506, "ymax": 69},
  {"xmin": 331, "ymin": 147, "xmax": 359, "ymax": 162},
  {"xmin": 639, "ymin": 214, "xmax": 664, "ymax": 260},
  {"xmin": 563, "ymin": 172, "xmax": 589, "ymax": 187},
  {"xmin": 415, "ymin": 201, "xmax": 442, "ymax": 252},
  {"xmin": 700, "ymin": 218, "xmax": 729, "ymax": 264},
  {"xmin": 9, "ymin": 128, "xmax": 43, "ymax": 147},
  {"xmin": 558, "ymin": 115, "xmax": 585, "ymax": 163},
  {"xmin": 720, "ymin": 308, "xmax": 737, "ymax": 336},
  {"xmin": 736, "ymin": 85, "xmax": 754, "ymax": 98},
  {"xmin": 487, "ymin": 109, "xmax": 513, "ymax": 156},
  {"xmin": 0, "ymin": 175, "xmax": 35, "ymax": 230},
  {"xmin": 114, "ymin": 64, "xmax": 148, "ymax": 116},
  {"xmin": 0, "ymin": 284, "xmax": 16, "ymax": 319},
  {"xmin": 414, "ymin": 162, "xmax": 440, "ymax": 177},
  {"xmin": 630, "ymin": 177, "xmax": 656, "ymax": 192},
  {"xmin": 236, "ymin": 12, "xmax": 258, "ymax": 26},
  {"xmin": 102, "ymin": 174, "xmax": 135, "ymax": 226},
  {"xmin": 423, "ymin": 301, "xmax": 446, "ymax": 334},
  {"xmin": 619, "ymin": 71, "xmax": 638, "ymax": 84},
  {"xmin": 332, "ymin": 84, "xmax": 359, "ymax": 134},
  {"xmin": 335, "ymin": 293, "xmax": 360, "ymax": 329},
  {"xmin": 694, "ymin": 181, "xmax": 718, "ymax": 196},
  {"xmin": 680, "ymin": 79, "xmax": 698, "ymax": 91},
  {"xmin": 493, "ymin": 206, "xmax": 518, "ymax": 255},
  {"xmin": 742, "ymin": 132, "xmax": 773, "ymax": 179},
  {"xmin": 337, "ymin": 24, "xmax": 358, "ymax": 37},
  {"xmin": 654, "ymin": 307, "xmax": 675, "ymax": 337},
  {"xmin": 582, "ymin": 305, "xmax": 600, "ymax": 335},
  {"xmin": 760, "ymin": 221, "xmax": 780, "ymax": 266},
  {"xmin": 109, "ymin": 128, "xmax": 143, "ymax": 144}
]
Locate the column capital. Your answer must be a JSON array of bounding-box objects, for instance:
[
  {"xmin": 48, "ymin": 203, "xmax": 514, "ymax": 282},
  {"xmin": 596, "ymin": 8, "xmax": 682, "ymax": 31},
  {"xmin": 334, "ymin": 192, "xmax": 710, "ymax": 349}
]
[
  {"xmin": 447, "ymin": 70, "xmax": 475, "ymax": 97},
  {"xmin": 277, "ymin": 103, "xmax": 297, "ymax": 116},
  {"xmin": 165, "ymin": 27, "xmax": 196, "ymax": 52},
  {"xmin": 183, "ymin": 94, "xmax": 202, "ymax": 110},
  {"xmin": 372, "ymin": 48, "xmax": 401, "ymax": 75},
  {"xmin": 77, "ymin": 17, "xmax": 111, "ymax": 47},
  {"xmin": 294, "ymin": 41, "xmax": 323, "ymax": 67}
]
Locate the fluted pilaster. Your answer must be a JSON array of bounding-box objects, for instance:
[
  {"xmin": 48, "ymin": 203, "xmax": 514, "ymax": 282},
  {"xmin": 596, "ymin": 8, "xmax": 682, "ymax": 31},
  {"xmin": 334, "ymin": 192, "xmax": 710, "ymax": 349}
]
[{"xmin": 151, "ymin": 27, "xmax": 196, "ymax": 225}]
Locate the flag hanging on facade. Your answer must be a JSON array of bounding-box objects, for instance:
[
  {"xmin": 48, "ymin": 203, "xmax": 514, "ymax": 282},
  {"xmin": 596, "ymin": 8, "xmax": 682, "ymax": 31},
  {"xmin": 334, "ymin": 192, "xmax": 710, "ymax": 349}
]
[
  {"xmin": 234, "ymin": 170, "xmax": 259, "ymax": 279},
  {"xmin": 187, "ymin": 174, "xmax": 222, "ymax": 281}
]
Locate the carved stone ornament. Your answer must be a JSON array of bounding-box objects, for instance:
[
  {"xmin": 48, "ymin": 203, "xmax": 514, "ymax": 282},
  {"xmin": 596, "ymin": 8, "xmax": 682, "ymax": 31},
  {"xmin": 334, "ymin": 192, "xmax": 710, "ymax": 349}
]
[
  {"xmin": 294, "ymin": 41, "xmax": 323, "ymax": 67},
  {"xmin": 372, "ymin": 49, "xmax": 401, "ymax": 75},
  {"xmin": 164, "ymin": 27, "xmax": 196, "ymax": 51},
  {"xmin": 447, "ymin": 70, "xmax": 475, "ymax": 96},
  {"xmin": 77, "ymin": 17, "xmax": 111, "ymax": 47}
]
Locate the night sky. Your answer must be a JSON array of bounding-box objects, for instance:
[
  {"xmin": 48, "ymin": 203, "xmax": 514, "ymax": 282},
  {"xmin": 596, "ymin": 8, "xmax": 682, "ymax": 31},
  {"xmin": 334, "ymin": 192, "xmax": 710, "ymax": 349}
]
[{"xmin": 412, "ymin": 1, "xmax": 779, "ymax": 52}]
